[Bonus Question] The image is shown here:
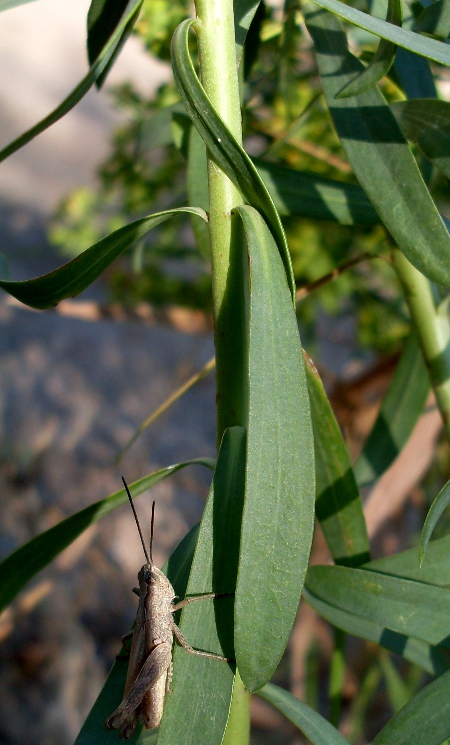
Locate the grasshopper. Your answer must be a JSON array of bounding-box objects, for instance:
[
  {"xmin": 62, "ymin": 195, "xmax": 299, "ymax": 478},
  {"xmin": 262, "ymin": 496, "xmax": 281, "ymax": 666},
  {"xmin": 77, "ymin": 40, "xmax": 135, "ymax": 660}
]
[{"xmin": 105, "ymin": 477, "xmax": 231, "ymax": 738}]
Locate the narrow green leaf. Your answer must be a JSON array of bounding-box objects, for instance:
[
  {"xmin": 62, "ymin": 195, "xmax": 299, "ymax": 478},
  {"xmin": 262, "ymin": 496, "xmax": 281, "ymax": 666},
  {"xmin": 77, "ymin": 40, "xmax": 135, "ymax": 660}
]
[
  {"xmin": 234, "ymin": 0, "xmax": 261, "ymax": 65},
  {"xmin": 258, "ymin": 683, "xmax": 351, "ymax": 744},
  {"xmin": 305, "ymin": 355, "xmax": 370, "ymax": 566},
  {"xmin": 158, "ymin": 426, "xmax": 246, "ymax": 745},
  {"xmin": 234, "ymin": 205, "xmax": 315, "ymax": 691},
  {"xmin": 0, "ymin": 207, "xmax": 207, "ymax": 309},
  {"xmin": 254, "ymin": 159, "xmax": 380, "ymax": 225},
  {"xmin": 307, "ymin": 0, "xmax": 450, "ymax": 66},
  {"xmin": 187, "ymin": 125, "xmax": 210, "ymax": 259},
  {"xmin": 87, "ymin": 0, "xmax": 142, "ymax": 88},
  {"xmin": 414, "ymin": 0, "xmax": 450, "ymax": 40},
  {"xmin": 304, "ymin": 5, "xmax": 450, "ymax": 287},
  {"xmin": 304, "ymin": 584, "xmax": 450, "ymax": 675},
  {"xmin": 0, "ymin": 0, "xmax": 143, "ymax": 163},
  {"xmin": 419, "ymin": 478, "xmax": 450, "ymax": 565},
  {"xmin": 364, "ymin": 534, "xmax": 450, "ymax": 586},
  {"xmin": 337, "ymin": 0, "xmax": 402, "ymax": 98},
  {"xmin": 75, "ymin": 524, "xmax": 200, "ymax": 745},
  {"xmin": 171, "ymin": 20, "xmax": 295, "ymax": 298},
  {"xmin": 372, "ymin": 668, "xmax": 450, "ymax": 745},
  {"xmin": 0, "ymin": 459, "xmax": 214, "ymax": 613},
  {"xmin": 353, "ymin": 334, "xmax": 429, "ymax": 488},
  {"xmin": 306, "ymin": 565, "xmax": 450, "ymax": 649},
  {"xmin": 391, "ymin": 98, "xmax": 450, "ymax": 180}
]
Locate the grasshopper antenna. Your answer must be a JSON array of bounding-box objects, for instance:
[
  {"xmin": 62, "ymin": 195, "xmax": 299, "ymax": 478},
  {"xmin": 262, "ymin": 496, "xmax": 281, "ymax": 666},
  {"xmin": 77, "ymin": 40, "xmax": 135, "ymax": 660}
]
[
  {"xmin": 149, "ymin": 499, "xmax": 155, "ymax": 565},
  {"xmin": 122, "ymin": 476, "xmax": 152, "ymax": 565}
]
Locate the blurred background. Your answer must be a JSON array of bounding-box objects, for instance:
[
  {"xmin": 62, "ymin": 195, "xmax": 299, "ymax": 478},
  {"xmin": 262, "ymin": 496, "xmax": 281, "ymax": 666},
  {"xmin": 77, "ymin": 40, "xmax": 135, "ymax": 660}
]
[
  {"xmin": 0, "ymin": 1, "xmax": 448, "ymax": 744},
  {"xmin": 0, "ymin": 3, "xmax": 217, "ymax": 743}
]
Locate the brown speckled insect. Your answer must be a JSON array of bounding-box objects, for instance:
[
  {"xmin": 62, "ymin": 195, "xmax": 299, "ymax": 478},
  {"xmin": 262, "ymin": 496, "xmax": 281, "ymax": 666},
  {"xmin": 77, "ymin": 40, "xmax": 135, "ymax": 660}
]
[{"xmin": 105, "ymin": 477, "xmax": 229, "ymax": 738}]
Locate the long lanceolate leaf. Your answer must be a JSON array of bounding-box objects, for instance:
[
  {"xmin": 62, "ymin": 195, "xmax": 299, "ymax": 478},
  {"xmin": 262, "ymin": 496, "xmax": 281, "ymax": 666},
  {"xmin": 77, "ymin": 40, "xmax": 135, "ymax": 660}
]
[
  {"xmin": 306, "ymin": 565, "xmax": 450, "ymax": 650},
  {"xmin": 0, "ymin": 0, "xmax": 143, "ymax": 163},
  {"xmin": 0, "ymin": 208, "xmax": 207, "ymax": 309},
  {"xmin": 391, "ymin": 98, "xmax": 450, "ymax": 180},
  {"xmin": 171, "ymin": 20, "xmax": 296, "ymax": 299},
  {"xmin": 259, "ymin": 683, "xmax": 351, "ymax": 745},
  {"xmin": 234, "ymin": 206, "xmax": 315, "ymax": 692},
  {"xmin": 337, "ymin": 0, "xmax": 402, "ymax": 98},
  {"xmin": 308, "ymin": 0, "xmax": 450, "ymax": 66},
  {"xmin": 0, "ymin": 459, "xmax": 215, "ymax": 614},
  {"xmin": 87, "ymin": 0, "xmax": 144, "ymax": 89},
  {"xmin": 305, "ymin": 356, "xmax": 370, "ymax": 567},
  {"xmin": 255, "ymin": 159, "xmax": 380, "ymax": 225},
  {"xmin": 372, "ymin": 669, "xmax": 450, "ymax": 745},
  {"xmin": 306, "ymin": 536, "xmax": 450, "ymax": 674},
  {"xmin": 304, "ymin": 584, "xmax": 450, "ymax": 675},
  {"xmin": 419, "ymin": 478, "xmax": 450, "ymax": 565},
  {"xmin": 353, "ymin": 333, "xmax": 429, "ymax": 488},
  {"xmin": 158, "ymin": 426, "xmax": 246, "ymax": 745},
  {"xmin": 304, "ymin": 5, "xmax": 450, "ymax": 287}
]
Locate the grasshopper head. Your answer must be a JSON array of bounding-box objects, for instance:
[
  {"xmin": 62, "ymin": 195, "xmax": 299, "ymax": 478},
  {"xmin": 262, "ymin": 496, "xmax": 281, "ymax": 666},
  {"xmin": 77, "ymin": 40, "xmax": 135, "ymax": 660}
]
[{"xmin": 138, "ymin": 563, "xmax": 176, "ymax": 599}]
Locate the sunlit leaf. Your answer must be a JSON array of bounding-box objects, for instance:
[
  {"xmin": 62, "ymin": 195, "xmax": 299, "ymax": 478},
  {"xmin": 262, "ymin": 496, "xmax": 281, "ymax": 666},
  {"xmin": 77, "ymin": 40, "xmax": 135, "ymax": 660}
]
[
  {"xmin": 259, "ymin": 683, "xmax": 351, "ymax": 744},
  {"xmin": 234, "ymin": 206, "xmax": 315, "ymax": 691},
  {"xmin": 254, "ymin": 159, "xmax": 380, "ymax": 225},
  {"xmin": 0, "ymin": 459, "xmax": 214, "ymax": 613},
  {"xmin": 158, "ymin": 426, "xmax": 246, "ymax": 745},
  {"xmin": 234, "ymin": 0, "xmax": 261, "ymax": 65},
  {"xmin": 308, "ymin": 0, "xmax": 450, "ymax": 66},
  {"xmin": 419, "ymin": 478, "xmax": 450, "ymax": 565},
  {"xmin": 365, "ymin": 534, "xmax": 450, "ymax": 586},
  {"xmin": 306, "ymin": 565, "xmax": 450, "ymax": 649},
  {"xmin": 305, "ymin": 355, "xmax": 370, "ymax": 566},
  {"xmin": 337, "ymin": 0, "xmax": 402, "ymax": 98},
  {"xmin": 304, "ymin": 584, "xmax": 450, "ymax": 675},
  {"xmin": 171, "ymin": 19, "xmax": 295, "ymax": 298},
  {"xmin": 0, "ymin": 208, "xmax": 207, "ymax": 309},
  {"xmin": 304, "ymin": 5, "xmax": 450, "ymax": 286},
  {"xmin": 353, "ymin": 334, "xmax": 429, "ymax": 488},
  {"xmin": 87, "ymin": 0, "xmax": 143, "ymax": 88}
]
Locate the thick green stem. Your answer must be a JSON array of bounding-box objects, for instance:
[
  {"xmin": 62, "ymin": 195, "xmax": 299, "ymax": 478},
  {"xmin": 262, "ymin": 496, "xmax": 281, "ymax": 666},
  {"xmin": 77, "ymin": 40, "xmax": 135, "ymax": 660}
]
[
  {"xmin": 222, "ymin": 671, "xmax": 251, "ymax": 745},
  {"xmin": 192, "ymin": 2, "xmax": 251, "ymax": 741},
  {"xmin": 194, "ymin": 0, "xmax": 247, "ymax": 439},
  {"xmin": 392, "ymin": 249, "xmax": 450, "ymax": 443}
]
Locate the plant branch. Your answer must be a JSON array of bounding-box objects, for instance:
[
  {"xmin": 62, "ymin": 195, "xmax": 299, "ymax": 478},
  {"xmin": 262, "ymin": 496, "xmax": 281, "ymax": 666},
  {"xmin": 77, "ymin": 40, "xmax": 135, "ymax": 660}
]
[
  {"xmin": 392, "ymin": 248, "xmax": 450, "ymax": 443},
  {"xmin": 193, "ymin": 0, "xmax": 247, "ymax": 440}
]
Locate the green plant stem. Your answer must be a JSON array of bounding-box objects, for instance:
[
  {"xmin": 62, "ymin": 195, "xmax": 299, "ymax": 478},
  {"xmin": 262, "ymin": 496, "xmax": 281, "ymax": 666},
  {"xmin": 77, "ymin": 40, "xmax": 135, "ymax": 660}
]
[
  {"xmin": 222, "ymin": 671, "xmax": 251, "ymax": 745},
  {"xmin": 392, "ymin": 248, "xmax": 450, "ymax": 443},
  {"xmin": 192, "ymin": 2, "xmax": 250, "ymax": 741},
  {"xmin": 194, "ymin": 0, "xmax": 247, "ymax": 439}
]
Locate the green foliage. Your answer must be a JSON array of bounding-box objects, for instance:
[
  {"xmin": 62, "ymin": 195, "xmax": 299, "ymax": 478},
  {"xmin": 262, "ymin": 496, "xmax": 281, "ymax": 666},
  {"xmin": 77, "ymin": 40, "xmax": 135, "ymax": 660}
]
[{"xmin": 2, "ymin": 0, "xmax": 450, "ymax": 743}]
